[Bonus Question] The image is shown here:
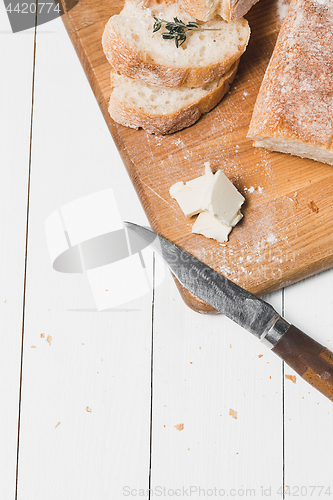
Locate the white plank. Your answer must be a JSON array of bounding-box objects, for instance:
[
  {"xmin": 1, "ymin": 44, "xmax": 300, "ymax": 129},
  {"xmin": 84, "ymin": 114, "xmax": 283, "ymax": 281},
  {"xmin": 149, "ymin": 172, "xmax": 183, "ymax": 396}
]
[
  {"xmin": 151, "ymin": 270, "xmax": 284, "ymax": 496},
  {"xmin": 16, "ymin": 17, "xmax": 153, "ymax": 499},
  {"xmin": 0, "ymin": 4, "xmax": 35, "ymax": 499},
  {"xmin": 284, "ymin": 271, "xmax": 333, "ymax": 499}
]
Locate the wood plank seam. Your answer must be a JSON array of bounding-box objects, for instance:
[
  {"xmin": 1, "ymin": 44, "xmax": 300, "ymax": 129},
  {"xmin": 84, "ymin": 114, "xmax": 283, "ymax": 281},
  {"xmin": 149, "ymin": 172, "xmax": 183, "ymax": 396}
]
[
  {"xmin": 148, "ymin": 253, "xmax": 156, "ymax": 500},
  {"xmin": 14, "ymin": 17, "xmax": 38, "ymax": 500}
]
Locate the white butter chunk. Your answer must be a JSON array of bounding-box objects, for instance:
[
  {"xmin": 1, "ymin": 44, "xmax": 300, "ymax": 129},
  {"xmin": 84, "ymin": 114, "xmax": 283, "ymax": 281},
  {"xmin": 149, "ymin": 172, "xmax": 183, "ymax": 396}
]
[
  {"xmin": 202, "ymin": 170, "xmax": 245, "ymax": 226},
  {"xmin": 170, "ymin": 164, "xmax": 245, "ymax": 244},
  {"xmin": 230, "ymin": 210, "xmax": 243, "ymax": 226},
  {"xmin": 169, "ymin": 168, "xmax": 213, "ymax": 218},
  {"xmin": 192, "ymin": 211, "xmax": 232, "ymax": 243}
]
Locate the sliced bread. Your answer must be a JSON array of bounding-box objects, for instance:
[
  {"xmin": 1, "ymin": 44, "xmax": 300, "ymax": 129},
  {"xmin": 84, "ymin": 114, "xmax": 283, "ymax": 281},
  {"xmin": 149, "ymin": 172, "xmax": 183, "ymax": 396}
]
[
  {"xmin": 178, "ymin": 0, "xmax": 260, "ymax": 21},
  {"xmin": 102, "ymin": 0, "xmax": 250, "ymax": 88},
  {"xmin": 247, "ymin": 0, "xmax": 333, "ymax": 166},
  {"xmin": 108, "ymin": 61, "xmax": 238, "ymax": 134}
]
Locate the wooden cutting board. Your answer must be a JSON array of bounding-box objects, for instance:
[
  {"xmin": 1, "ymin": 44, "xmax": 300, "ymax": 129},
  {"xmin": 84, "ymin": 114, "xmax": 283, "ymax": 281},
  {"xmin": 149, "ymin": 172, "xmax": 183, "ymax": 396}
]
[{"xmin": 61, "ymin": 0, "xmax": 333, "ymax": 314}]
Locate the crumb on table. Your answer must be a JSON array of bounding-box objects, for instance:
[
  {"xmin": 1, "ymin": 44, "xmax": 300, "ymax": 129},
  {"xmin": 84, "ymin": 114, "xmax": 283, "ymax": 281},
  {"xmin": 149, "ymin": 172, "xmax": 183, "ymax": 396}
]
[
  {"xmin": 285, "ymin": 374, "xmax": 296, "ymax": 384},
  {"xmin": 229, "ymin": 409, "xmax": 238, "ymax": 420}
]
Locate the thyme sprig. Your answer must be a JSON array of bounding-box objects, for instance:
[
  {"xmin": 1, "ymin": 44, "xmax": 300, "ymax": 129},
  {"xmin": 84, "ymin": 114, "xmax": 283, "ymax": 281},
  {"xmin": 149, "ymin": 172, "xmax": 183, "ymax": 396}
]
[{"xmin": 153, "ymin": 17, "xmax": 220, "ymax": 48}]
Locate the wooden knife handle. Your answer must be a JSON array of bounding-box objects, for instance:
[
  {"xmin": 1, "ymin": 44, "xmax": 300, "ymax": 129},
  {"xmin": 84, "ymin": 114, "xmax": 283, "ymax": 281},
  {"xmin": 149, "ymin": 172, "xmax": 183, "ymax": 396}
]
[{"xmin": 272, "ymin": 325, "xmax": 333, "ymax": 401}]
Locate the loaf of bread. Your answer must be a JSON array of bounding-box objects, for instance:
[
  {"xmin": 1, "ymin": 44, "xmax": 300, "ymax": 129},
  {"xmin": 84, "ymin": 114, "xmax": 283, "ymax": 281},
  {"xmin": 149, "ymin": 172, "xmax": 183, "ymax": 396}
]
[
  {"xmin": 247, "ymin": 0, "xmax": 333, "ymax": 166},
  {"xmin": 109, "ymin": 62, "xmax": 238, "ymax": 134},
  {"xmin": 179, "ymin": 0, "xmax": 260, "ymax": 21},
  {"xmin": 102, "ymin": 0, "xmax": 250, "ymax": 88}
]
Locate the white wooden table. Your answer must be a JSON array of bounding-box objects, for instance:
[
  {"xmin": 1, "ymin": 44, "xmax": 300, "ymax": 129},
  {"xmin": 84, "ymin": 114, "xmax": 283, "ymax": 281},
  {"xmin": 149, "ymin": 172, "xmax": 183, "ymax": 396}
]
[{"xmin": 1, "ymin": 7, "xmax": 333, "ymax": 500}]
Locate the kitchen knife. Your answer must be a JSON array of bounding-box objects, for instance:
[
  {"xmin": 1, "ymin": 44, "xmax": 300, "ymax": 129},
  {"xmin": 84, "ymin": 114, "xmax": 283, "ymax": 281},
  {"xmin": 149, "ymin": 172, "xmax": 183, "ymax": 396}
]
[{"xmin": 125, "ymin": 222, "xmax": 333, "ymax": 402}]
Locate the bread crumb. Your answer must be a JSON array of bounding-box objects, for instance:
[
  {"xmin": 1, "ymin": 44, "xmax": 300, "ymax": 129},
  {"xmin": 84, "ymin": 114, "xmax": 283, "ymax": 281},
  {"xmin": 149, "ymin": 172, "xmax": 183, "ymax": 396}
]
[
  {"xmin": 229, "ymin": 409, "xmax": 238, "ymax": 419},
  {"xmin": 31, "ymin": 346, "xmax": 36, "ymax": 349},
  {"xmin": 308, "ymin": 201, "xmax": 319, "ymax": 213},
  {"xmin": 190, "ymin": 362, "xmax": 193, "ymax": 364},
  {"xmin": 55, "ymin": 422, "xmax": 61, "ymax": 429},
  {"xmin": 86, "ymin": 406, "xmax": 92, "ymax": 413},
  {"xmin": 174, "ymin": 423, "xmax": 184, "ymax": 431},
  {"xmin": 40, "ymin": 333, "xmax": 45, "ymax": 338},
  {"xmin": 285, "ymin": 374, "xmax": 296, "ymax": 384},
  {"xmin": 258, "ymin": 354, "xmax": 263, "ymax": 358},
  {"xmin": 46, "ymin": 335, "xmax": 52, "ymax": 347}
]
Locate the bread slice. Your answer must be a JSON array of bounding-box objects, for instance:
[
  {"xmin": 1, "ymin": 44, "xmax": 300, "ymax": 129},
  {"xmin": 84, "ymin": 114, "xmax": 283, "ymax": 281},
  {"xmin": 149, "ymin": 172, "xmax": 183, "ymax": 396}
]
[
  {"xmin": 109, "ymin": 61, "xmax": 238, "ymax": 134},
  {"xmin": 247, "ymin": 0, "xmax": 333, "ymax": 166},
  {"xmin": 102, "ymin": 0, "xmax": 250, "ymax": 89},
  {"xmin": 178, "ymin": 0, "xmax": 260, "ymax": 21}
]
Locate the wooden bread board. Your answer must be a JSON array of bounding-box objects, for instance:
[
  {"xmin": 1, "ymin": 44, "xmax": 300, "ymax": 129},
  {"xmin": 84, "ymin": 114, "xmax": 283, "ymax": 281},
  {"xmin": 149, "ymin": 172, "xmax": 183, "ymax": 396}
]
[{"xmin": 61, "ymin": 0, "xmax": 333, "ymax": 314}]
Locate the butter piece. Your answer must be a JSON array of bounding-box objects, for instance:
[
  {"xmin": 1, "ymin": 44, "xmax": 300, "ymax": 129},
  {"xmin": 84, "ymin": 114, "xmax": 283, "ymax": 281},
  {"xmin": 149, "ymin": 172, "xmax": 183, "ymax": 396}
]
[
  {"xmin": 230, "ymin": 210, "xmax": 243, "ymax": 226},
  {"xmin": 169, "ymin": 167, "xmax": 213, "ymax": 218},
  {"xmin": 192, "ymin": 211, "xmax": 232, "ymax": 243},
  {"xmin": 202, "ymin": 171, "xmax": 245, "ymax": 227},
  {"xmin": 170, "ymin": 164, "xmax": 245, "ymax": 244}
]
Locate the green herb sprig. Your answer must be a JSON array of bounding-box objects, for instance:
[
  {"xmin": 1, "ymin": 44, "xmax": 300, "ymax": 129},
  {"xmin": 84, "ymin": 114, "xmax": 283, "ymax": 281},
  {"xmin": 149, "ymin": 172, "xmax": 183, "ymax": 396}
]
[{"xmin": 153, "ymin": 17, "xmax": 220, "ymax": 48}]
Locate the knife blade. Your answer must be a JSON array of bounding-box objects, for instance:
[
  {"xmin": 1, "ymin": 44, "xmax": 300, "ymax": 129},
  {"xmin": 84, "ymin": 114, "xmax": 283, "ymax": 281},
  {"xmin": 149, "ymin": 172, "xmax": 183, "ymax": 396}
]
[{"xmin": 125, "ymin": 221, "xmax": 333, "ymax": 402}]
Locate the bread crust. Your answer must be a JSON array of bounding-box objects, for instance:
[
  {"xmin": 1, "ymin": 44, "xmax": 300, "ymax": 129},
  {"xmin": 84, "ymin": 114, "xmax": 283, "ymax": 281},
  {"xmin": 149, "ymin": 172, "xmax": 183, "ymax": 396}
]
[
  {"xmin": 223, "ymin": 0, "xmax": 260, "ymax": 20},
  {"xmin": 179, "ymin": 0, "xmax": 259, "ymax": 21},
  {"xmin": 109, "ymin": 61, "xmax": 238, "ymax": 134},
  {"xmin": 248, "ymin": 0, "xmax": 333, "ymax": 162},
  {"xmin": 178, "ymin": 0, "xmax": 217, "ymax": 21},
  {"xmin": 102, "ymin": 13, "xmax": 249, "ymax": 89}
]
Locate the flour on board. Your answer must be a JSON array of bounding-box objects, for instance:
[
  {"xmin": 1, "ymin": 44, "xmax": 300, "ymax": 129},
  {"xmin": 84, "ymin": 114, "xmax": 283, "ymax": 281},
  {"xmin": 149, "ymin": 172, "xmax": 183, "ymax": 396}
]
[{"xmin": 277, "ymin": 0, "xmax": 290, "ymax": 22}]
